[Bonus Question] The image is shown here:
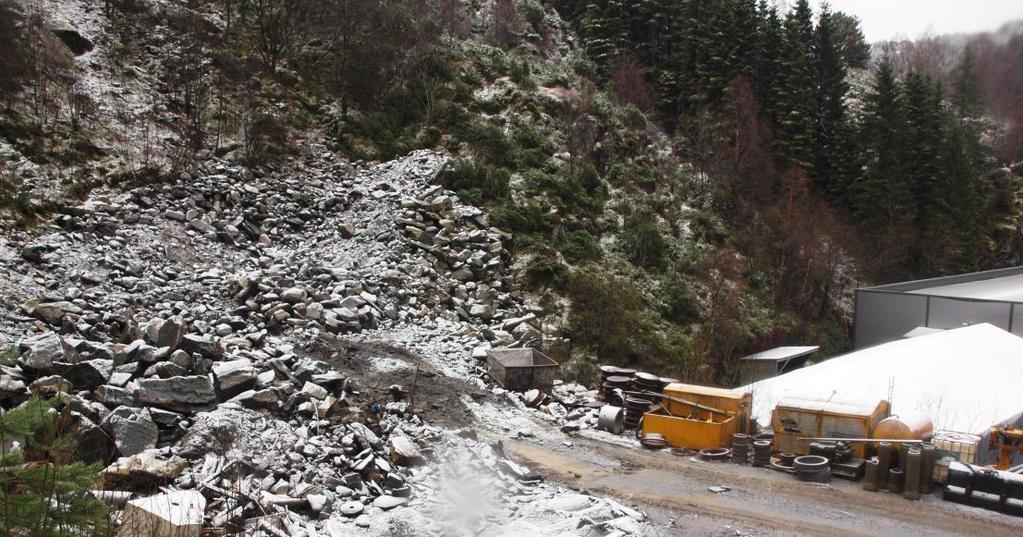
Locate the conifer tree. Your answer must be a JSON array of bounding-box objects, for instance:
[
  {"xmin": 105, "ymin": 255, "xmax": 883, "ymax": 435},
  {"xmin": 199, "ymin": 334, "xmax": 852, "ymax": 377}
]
[
  {"xmin": 902, "ymin": 72, "xmax": 949, "ymax": 271},
  {"xmin": 952, "ymin": 46, "xmax": 981, "ymax": 118},
  {"xmin": 1, "ymin": 392, "xmax": 108, "ymax": 536},
  {"xmin": 852, "ymin": 54, "xmax": 917, "ymax": 272},
  {"xmin": 811, "ymin": 4, "xmax": 851, "ymax": 196},
  {"xmin": 831, "ymin": 11, "xmax": 870, "ymax": 69},
  {"xmin": 754, "ymin": 0, "xmax": 784, "ymax": 124},
  {"xmin": 774, "ymin": 0, "xmax": 817, "ymax": 169},
  {"xmin": 582, "ymin": 1, "xmax": 630, "ymax": 75}
]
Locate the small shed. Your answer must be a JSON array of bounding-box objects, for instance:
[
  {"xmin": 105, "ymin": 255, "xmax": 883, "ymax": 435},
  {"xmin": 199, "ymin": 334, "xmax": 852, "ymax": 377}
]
[
  {"xmin": 485, "ymin": 348, "xmax": 559, "ymax": 392},
  {"xmin": 738, "ymin": 346, "xmax": 818, "ymax": 385}
]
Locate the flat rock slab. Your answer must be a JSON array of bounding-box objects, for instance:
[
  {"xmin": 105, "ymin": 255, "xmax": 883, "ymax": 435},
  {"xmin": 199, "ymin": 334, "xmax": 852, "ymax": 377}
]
[
  {"xmin": 372, "ymin": 495, "xmax": 409, "ymax": 510},
  {"xmin": 136, "ymin": 376, "xmax": 217, "ymax": 412},
  {"xmin": 118, "ymin": 490, "xmax": 205, "ymax": 537}
]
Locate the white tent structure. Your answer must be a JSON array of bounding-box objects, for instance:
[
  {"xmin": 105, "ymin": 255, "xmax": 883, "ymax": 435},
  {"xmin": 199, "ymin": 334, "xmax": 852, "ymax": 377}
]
[{"xmin": 740, "ymin": 324, "xmax": 1023, "ymax": 462}]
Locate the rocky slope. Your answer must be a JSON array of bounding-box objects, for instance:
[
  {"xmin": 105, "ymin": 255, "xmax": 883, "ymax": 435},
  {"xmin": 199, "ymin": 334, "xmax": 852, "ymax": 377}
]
[{"xmin": 0, "ymin": 143, "xmax": 663, "ymax": 535}]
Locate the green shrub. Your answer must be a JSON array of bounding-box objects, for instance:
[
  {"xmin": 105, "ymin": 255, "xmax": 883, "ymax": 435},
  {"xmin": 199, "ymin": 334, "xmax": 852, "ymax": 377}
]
[
  {"xmin": 463, "ymin": 120, "xmax": 518, "ymax": 168},
  {"xmin": 436, "ymin": 159, "xmax": 510, "ymax": 202},
  {"xmin": 520, "ymin": 0, "xmax": 545, "ymax": 33},
  {"xmin": 510, "ymin": 59, "xmax": 536, "ymax": 91},
  {"xmin": 490, "ymin": 199, "xmax": 553, "ymax": 233},
  {"xmin": 525, "ymin": 257, "xmax": 569, "ymax": 289},
  {"xmin": 559, "ymin": 229, "xmax": 601, "ymax": 263},
  {"xmin": 511, "ymin": 120, "xmax": 554, "ymax": 169},
  {"xmin": 620, "ymin": 205, "xmax": 668, "ymax": 269},
  {"xmin": 660, "ymin": 277, "xmax": 702, "ymax": 325},
  {"xmin": 566, "ymin": 269, "xmax": 646, "ymax": 362}
]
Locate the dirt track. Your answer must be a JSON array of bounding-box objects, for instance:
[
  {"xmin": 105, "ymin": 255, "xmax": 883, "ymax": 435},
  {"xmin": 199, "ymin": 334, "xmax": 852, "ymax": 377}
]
[{"xmin": 505, "ymin": 433, "xmax": 1023, "ymax": 536}]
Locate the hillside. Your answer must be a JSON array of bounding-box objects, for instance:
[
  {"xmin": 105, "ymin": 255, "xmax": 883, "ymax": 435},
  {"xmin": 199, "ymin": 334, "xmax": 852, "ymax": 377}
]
[{"xmin": 1, "ymin": 0, "xmax": 1022, "ymax": 535}]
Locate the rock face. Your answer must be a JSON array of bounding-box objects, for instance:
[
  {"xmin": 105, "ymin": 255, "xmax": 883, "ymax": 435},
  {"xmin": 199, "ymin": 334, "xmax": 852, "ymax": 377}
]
[
  {"xmin": 52, "ymin": 25, "xmax": 94, "ymax": 55},
  {"xmin": 136, "ymin": 376, "xmax": 217, "ymax": 412}
]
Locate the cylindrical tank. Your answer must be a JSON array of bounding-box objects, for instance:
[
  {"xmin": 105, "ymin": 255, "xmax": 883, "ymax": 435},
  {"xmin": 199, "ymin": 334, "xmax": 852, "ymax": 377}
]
[
  {"xmin": 874, "ymin": 415, "xmax": 934, "ymax": 444},
  {"xmin": 903, "ymin": 448, "xmax": 922, "ymax": 500}
]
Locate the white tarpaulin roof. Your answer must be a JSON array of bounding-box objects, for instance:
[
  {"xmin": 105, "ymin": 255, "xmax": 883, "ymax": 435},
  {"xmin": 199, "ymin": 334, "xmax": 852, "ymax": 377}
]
[{"xmin": 740, "ymin": 323, "xmax": 1023, "ymax": 435}]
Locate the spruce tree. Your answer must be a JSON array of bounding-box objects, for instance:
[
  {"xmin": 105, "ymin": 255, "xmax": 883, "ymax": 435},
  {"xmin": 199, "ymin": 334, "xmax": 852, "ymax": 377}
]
[
  {"xmin": 831, "ymin": 11, "xmax": 870, "ymax": 69},
  {"xmin": 754, "ymin": 0, "xmax": 784, "ymax": 125},
  {"xmin": 811, "ymin": 4, "xmax": 851, "ymax": 196},
  {"xmin": 952, "ymin": 46, "xmax": 981, "ymax": 118},
  {"xmin": 1, "ymin": 395, "xmax": 108, "ymax": 536},
  {"xmin": 582, "ymin": 1, "xmax": 630, "ymax": 75},
  {"xmin": 774, "ymin": 0, "xmax": 817, "ymax": 169},
  {"xmin": 853, "ymin": 53, "xmax": 917, "ymax": 272},
  {"xmin": 903, "ymin": 72, "xmax": 949, "ymax": 272}
]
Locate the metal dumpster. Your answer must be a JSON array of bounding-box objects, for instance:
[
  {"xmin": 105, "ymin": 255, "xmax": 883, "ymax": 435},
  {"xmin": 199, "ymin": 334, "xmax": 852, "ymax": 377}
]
[
  {"xmin": 485, "ymin": 348, "xmax": 559, "ymax": 392},
  {"xmin": 641, "ymin": 384, "xmax": 752, "ymax": 450},
  {"xmin": 771, "ymin": 396, "xmax": 889, "ymax": 459}
]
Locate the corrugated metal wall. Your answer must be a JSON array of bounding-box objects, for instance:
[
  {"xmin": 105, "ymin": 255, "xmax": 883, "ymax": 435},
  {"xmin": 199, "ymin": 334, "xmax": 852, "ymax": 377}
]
[{"xmin": 854, "ymin": 291, "xmax": 1023, "ymax": 349}]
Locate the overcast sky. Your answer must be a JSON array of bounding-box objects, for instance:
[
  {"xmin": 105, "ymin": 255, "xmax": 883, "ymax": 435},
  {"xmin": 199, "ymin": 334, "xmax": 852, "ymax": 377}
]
[{"xmin": 803, "ymin": 0, "xmax": 1023, "ymax": 42}]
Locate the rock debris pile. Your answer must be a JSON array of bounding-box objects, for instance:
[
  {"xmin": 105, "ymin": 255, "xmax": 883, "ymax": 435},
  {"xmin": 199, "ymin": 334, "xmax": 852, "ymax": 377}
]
[{"xmin": 0, "ymin": 148, "xmax": 650, "ymax": 536}]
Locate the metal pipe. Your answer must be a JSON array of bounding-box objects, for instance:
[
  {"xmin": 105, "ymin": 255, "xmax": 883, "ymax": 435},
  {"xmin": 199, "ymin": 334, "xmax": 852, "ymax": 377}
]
[{"xmin": 796, "ymin": 437, "xmax": 924, "ymax": 444}]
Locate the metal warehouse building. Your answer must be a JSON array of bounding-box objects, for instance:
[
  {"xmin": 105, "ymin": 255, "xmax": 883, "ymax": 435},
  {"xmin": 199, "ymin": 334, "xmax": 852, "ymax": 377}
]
[{"xmin": 854, "ymin": 266, "xmax": 1023, "ymax": 349}]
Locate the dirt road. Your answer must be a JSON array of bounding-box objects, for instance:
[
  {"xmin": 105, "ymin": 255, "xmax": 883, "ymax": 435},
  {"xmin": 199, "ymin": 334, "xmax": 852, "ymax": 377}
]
[{"xmin": 504, "ymin": 433, "xmax": 1023, "ymax": 536}]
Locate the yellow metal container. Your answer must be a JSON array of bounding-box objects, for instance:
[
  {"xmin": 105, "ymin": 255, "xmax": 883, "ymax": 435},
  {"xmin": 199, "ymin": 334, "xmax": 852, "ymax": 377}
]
[
  {"xmin": 771, "ymin": 396, "xmax": 890, "ymax": 459},
  {"xmin": 640, "ymin": 384, "xmax": 752, "ymax": 450}
]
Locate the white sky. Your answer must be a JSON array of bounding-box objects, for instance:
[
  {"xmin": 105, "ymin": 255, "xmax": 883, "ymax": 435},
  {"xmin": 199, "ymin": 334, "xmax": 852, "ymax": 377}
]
[{"xmin": 803, "ymin": 0, "xmax": 1023, "ymax": 42}]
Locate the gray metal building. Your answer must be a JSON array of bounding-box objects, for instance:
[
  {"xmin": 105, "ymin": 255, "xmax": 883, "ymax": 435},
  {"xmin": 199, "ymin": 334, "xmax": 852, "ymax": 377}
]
[{"xmin": 854, "ymin": 266, "xmax": 1023, "ymax": 349}]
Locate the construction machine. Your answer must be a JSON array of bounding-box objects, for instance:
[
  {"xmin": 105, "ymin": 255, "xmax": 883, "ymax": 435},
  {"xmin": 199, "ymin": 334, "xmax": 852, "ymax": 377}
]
[{"xmin": 989, "ymin": 426, "xmax": 1023, "ymax": 470}]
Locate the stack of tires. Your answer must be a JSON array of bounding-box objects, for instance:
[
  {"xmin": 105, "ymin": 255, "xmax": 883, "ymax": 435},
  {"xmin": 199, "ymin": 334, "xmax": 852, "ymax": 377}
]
[
  {"xmin": 794, "ymin": 455, "xmax": 831, "ymax": 483},
  {"xmin": 731, "ymin": 433, "xmax": 750, "ymax": 464},
  {"xmin": 752, "ymin": 440, "xmax": 772, "ymax": 467}
]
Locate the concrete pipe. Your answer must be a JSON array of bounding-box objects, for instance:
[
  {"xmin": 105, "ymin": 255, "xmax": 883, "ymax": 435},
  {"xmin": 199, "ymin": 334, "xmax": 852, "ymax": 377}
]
[
  {"xmin": 877, "ymin": 442, "xmax": 893, "ymax": 486},
  {"xmin": 903, "ymin": 448, "xmax": 922, "ymax": 501},
  {"xmin": 920, "ymin": 444, "xmax": 937, "ymax": 494},
  {"xmin": 598, "ymin": 405, "xmax": 625, "ymax": 435},
  {"xmin": 887, "ymin": 468, "xmax": 904, "ymax": 494},
  {"xmin": 863, "ymin": 459, "xmax": 880, "ymax": 492},
  {"xmin": 897, "ymin": 445, "xmax": 909, "ymax": 472}
]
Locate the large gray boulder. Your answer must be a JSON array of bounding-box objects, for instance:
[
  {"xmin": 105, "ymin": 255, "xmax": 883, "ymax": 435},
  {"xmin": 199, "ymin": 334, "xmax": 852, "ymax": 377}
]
[
  {"xmin": 136, "ymin": 376, "xmax": 217, "ymax": 412},
  {"xmin": 18, "ymin": 332, "xmax": 69, "ymax": 372},
  {"xmin": 103, "ymin": 407, "xmax": 158, "ymax": 457},
  {"xmin": 64, "ymin": 359, "xmax": 113, "ymax": 390},
  {"xmin": 178, "ymin": 335, "xmax": 223, "ymax": 360},
  {"xmin": 211, "ymin": 358, "xmax": 256, "ymax": 398}
]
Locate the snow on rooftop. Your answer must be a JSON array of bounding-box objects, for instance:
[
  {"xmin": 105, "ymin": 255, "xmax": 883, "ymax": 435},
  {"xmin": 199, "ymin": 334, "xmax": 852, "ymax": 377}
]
[
  {"xmin": 901, "ymin": 326, "xmax": 946, "ymax": 339},
  {"xmin": 907, "ymin": 272, "xmax": 1023, "ymax": 301},
  {"xmin": 740, "ymin": 346, "xmax": 819, "ymax": 362},
  {"xmin": 740, "ymin": 324, "xmax": 1023, "ymax": 435}
]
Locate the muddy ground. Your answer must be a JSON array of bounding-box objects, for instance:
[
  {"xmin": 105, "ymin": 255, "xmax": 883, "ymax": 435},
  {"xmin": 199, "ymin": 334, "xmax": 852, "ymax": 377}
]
[
  {"xmin": 310, "ymin": 335, "xmax": 487, "ymax": 430},
  {"xmin": 317, "ymin": 335, "xmax": 1023, "ymax": 536},
  {"xmin": 505, "ymin": 430, "xmax": 1023, "ymax": 536}
]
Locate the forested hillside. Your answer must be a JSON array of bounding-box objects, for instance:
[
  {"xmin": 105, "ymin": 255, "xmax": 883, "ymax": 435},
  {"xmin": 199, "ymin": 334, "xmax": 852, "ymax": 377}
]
[{"xmin": 1, "ymin": 0, "xmax": 1021, "ymax": 386}]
